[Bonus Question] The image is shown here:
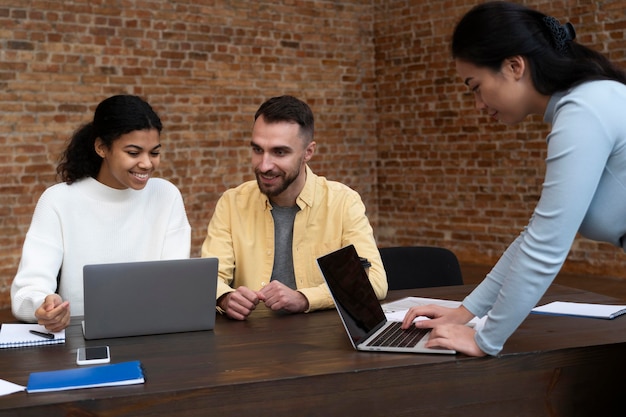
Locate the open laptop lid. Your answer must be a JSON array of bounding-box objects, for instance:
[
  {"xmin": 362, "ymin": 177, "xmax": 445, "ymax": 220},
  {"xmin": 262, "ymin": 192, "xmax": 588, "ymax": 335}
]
[
  {"xmin": 83, "ymin": 257, "xmax": 218, "ymax": 339},
  {"xmin": 317, "ymin": 244, "xmax": 388, "ymax": 348}
]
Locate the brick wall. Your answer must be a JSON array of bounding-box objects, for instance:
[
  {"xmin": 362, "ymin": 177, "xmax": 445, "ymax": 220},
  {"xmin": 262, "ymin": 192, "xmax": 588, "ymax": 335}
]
[
  {"xmin": 1, "ymin": 0, "xmax": 625, "ymax": 309},
  {"xmin": 0, "ymin": 0, "xmax": 379, "ymax": 308},
  {"xmin": 374, "ymin": 0, "xmax": 626, "ymax": 276}
]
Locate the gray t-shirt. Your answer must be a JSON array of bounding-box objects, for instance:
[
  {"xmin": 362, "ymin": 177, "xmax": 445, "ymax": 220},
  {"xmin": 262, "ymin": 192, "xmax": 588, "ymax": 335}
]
[{"xmin": 270, "ymin": 203, "xmax": 300, "ymax": 289}]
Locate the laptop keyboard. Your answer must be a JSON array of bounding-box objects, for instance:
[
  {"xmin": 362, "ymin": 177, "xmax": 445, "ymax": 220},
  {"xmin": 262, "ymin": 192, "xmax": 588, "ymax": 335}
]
[{"xmin": 366, "ymin": 321, "xmax": 430, "ymax": 348}]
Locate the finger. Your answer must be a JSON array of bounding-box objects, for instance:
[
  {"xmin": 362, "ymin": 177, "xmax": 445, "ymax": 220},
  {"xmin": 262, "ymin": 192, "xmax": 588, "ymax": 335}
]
[
  {"xmin": 233, "ymin": 289, "xmax": 258, "ymax": 306},
  {"xmin": 41, "ymin": 311, "xmax": 69, "ymax": 332},
  {"xmin": 424, "ymin": 329, "xmax": 452, "ymax": 349},
  {"xmin": 226, "ymin": 310, "xmax": 246, "ymax": 321},
  {"xmin": 51, "ymin": 302, "xmax": 70, "ymax": 319},
  {"xmin": 414, "ymin": 318, "xmax": 436, "ymax": 329},
  {"xmin": 258, "ymin": 281, "xmax": 281, "ymax": 297},
  {"xmin": 37, "ymin": 309, "xmax": 60, "ymax": 323},
  {"xmin": 43, "ymin": 300, "xmax": 57, "ymax": 312},
  {"xmin": 267, "ymin": 299, "xmax": 283, "ymax": 311},
  {"xmin": 239, "ymin": 287, "xmax": 261, "ymax": 304},
  {"xmin": 256, "ymin": 285, "xmax": 272, "ymax": 300},
  {"xmin": 226, "ymin": 303, "xmax": 251, "ymax": 320},
  {"xmin": 401, "ymin": 313, "xmax": 417, "ymax": 329},
  {"xmin": 233, "ymin": 297, "xmax": 256, "ymax": 313},
  {"xmin": 224, "ymin": 301, "xmax": 248, "ymax": 320},
  {"xmin": 45, "ymin": 320, "xmax": 67, "ymax": 333},
  {"xmin": 43, "ymin": 295, "xmax": 63, "ymax": 310},
  {"xmin": 425, "ymin": 337, "xmax": 453, "ymax": 350},
  {"xmin": 263, "ymin": 292, "xmax": 284, "ymax": 309},
  {"xmin": 223, "ymin": 293, "xmax": 254, "ymax": 316},
  {"xmin": 50, "ymin": 301, "xmax": 69, "ymax": 314}
]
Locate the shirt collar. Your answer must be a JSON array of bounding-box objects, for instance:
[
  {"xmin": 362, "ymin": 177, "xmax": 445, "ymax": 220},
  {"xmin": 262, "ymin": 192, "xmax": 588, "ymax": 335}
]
[{"xmin": 296, "ymin": 165, "xmax": 315, "ymax": 209}]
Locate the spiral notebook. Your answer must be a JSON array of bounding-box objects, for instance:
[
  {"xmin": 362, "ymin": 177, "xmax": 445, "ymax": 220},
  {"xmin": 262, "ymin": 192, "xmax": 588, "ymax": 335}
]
[{"xmin": 0, "ymin": 324, "xmax": 65, "ymax": 348}]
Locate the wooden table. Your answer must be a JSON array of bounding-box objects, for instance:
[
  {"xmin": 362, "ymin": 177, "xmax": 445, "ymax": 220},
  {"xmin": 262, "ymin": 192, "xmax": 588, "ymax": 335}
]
[{"xmin": 1, "ymin": 284, "xmax": 626, "ymax": 417}]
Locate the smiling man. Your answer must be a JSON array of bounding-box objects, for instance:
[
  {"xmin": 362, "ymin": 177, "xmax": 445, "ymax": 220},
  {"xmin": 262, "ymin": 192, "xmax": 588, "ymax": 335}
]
[{"xmin": 202, "ymin": 95, "xmax": 387, "ymax": 320}]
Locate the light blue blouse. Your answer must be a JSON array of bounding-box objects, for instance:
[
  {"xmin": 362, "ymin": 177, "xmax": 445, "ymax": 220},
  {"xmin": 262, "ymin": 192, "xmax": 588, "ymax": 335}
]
[{"xmin": 464, "ymin": 80, "xmax": 626, "ymax": 355}]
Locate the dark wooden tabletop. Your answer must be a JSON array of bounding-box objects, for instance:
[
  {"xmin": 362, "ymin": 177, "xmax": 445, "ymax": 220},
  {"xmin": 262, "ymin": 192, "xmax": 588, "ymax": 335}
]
[{"xmin": 1, "ymin": 284, "xmax": 626, "ymax": 417}]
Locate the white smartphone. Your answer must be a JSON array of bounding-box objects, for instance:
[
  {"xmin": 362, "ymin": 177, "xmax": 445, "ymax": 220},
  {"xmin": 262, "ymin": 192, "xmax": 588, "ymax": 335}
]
[{"xmin": 76, "ymin": 346, "xmax": 110, "ymax": 365}]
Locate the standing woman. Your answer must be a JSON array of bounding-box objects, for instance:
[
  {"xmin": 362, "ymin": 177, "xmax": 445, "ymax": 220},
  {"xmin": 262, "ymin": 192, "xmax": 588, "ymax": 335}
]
[
  {"xmin": 403, "ymin": 1, "xmax": 626, "ymax": 356},
  {"xmin": 11, "ymin": 95, "xmax": 191, "ymax": 332}
]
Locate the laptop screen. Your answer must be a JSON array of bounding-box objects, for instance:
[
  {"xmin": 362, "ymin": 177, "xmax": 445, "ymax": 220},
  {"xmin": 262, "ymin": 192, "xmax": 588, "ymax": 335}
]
[{"xmin": 317, "ymin": 245, "xmax": 387, "ymax": 345}]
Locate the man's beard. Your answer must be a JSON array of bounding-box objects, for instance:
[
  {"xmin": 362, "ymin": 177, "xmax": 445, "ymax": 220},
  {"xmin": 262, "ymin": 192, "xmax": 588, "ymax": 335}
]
[{"xmin": 255, "ymin": 166, "xmax": 300, "ymax": 197}]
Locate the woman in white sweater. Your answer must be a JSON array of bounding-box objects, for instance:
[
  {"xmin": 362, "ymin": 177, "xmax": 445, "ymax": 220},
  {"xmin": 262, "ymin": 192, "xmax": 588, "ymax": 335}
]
[{"xmin": 11, "ymin": 95, "xmax": 191, "ymax": 332}]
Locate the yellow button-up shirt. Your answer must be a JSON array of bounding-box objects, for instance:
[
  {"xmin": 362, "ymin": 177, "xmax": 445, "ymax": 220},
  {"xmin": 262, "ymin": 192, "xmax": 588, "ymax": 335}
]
[{"xmin": 202, "ymin": 166, "xmax": 387, "ymax": 312}]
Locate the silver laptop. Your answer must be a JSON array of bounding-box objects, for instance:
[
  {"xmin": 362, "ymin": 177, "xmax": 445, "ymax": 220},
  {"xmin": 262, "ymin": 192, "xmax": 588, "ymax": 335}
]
[
  {"xmin": 317, "ymin": 245, "xmax": 455, "ymax": 354},
  {"xmin": 82, "ymin": 257, "xmax": 218, "ymax": 339}
]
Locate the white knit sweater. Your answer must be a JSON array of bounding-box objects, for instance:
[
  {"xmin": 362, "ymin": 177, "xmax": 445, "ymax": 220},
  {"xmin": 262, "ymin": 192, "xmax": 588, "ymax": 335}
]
[{"xmin": 11, "ymin": 177, "xmax": 191, "ymax": 320}]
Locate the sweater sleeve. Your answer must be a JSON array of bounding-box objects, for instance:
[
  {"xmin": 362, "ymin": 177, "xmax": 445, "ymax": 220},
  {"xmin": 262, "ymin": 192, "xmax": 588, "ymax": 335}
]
[
  {"xmin": 464, "ymin": 87, "xmax": 616, "ymax": 355},
  {"xmin": 11, "ymin": 190, "xmax": 64, "ymax": 322}
]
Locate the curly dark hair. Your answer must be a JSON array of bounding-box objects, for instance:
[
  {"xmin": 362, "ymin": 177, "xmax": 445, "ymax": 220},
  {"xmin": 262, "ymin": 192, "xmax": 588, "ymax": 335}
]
[{"xmin": 56, "ymin": 95, "xmax": 162, "ymax": 184}]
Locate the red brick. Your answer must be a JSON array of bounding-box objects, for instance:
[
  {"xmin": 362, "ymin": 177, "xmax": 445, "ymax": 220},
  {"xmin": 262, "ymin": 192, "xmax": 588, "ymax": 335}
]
[{"xmin": 1, "ymin": 0, "xmax": 625, "ymax": 308}]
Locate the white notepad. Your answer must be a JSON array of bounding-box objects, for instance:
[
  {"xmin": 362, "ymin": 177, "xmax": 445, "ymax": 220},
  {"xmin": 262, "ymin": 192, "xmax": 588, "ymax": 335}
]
[
  {"xmin": 532, "ymin": 301, "xmax": 626, "ymax": 320},
  {"xmin": 0, "ymin": 324, "xmax": 65, "ymax": 348}
]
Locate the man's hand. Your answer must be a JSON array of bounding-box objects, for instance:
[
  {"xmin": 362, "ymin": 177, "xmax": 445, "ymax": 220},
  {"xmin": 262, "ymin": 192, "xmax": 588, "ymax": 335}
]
[
  {"xmin": 218, "ymin": 286, "xmax": 260, "ymax": 320},
  {"xmin": 35, "ymin": 294, "xmax": 70, "ymax": 332},
  {"xmin": 257, "ymin": 281, "xmax": 309, "ymax": 313}
]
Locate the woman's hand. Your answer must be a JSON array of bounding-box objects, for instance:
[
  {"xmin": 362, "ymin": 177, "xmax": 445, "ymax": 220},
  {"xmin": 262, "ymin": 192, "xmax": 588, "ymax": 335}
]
[
  {"xmin": 35, "ymin": 294, "xmax": 70, "ymax": 332},
  {"xmin": 401, "ymin": 304, "xmax": 474, "ymax": 328},
  {"xmin": 401, "ymin": 304, "xmax": 487, "ymax": 356},
  {"xmin": 424, "ymin": 323, "xmax": 486, "ymax": 356}
]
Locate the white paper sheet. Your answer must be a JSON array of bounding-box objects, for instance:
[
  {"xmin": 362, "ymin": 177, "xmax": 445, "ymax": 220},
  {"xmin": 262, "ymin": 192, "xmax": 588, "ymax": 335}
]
[
  {"xmin": 0, "ymin": 379, "xmax": 25, "ymax": 396},
  {"xmin": 532, "ymin": 301, "xmax": 626, "ymax": 320},
  {"xmin": 382, "ymin": 296, "xmax": 485, "ymax": 330}
]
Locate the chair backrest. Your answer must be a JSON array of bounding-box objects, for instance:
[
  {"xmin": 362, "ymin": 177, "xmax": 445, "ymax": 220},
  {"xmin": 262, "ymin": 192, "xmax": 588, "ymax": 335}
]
[{"xmin": 378, "ymin": 246, "xmax": 463, "ymax": 290}]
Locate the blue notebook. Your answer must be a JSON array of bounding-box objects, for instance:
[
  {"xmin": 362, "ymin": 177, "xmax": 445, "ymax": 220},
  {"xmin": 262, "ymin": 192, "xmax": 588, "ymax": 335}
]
[{"xmin": 26, "ymin": 360, "xmax": 144, "ymax": 393}]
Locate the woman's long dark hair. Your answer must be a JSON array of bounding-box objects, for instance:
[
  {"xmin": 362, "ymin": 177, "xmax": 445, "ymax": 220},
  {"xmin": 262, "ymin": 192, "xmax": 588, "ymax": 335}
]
[
  {"xmin": 56, "ymin": 95, "xmax": 162, "ymax": 184},
  {"xmin": 451, "ymin": 1, "xmax": 626, "ymax": 95}
]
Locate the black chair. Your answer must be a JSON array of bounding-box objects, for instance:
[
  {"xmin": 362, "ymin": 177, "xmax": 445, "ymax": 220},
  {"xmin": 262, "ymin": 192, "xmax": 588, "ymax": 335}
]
[{"xmin": 378, "ymin": 246, "xmax": 463, "ymax": 290}]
